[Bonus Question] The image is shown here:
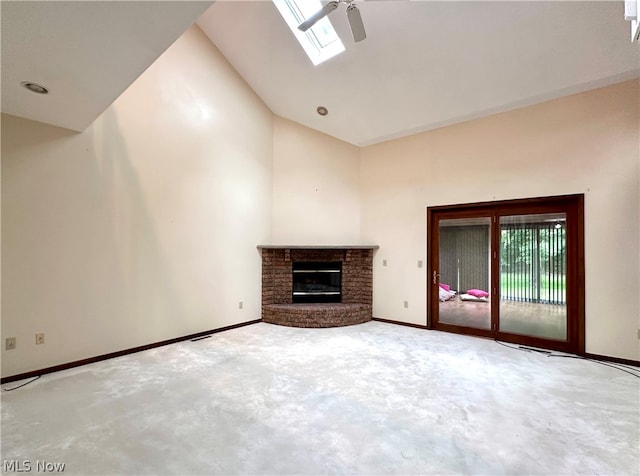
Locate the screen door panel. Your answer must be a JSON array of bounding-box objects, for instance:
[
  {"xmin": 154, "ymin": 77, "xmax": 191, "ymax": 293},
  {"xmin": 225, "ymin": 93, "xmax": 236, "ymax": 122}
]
[{"xmin": 499, "ymin": 213, "xmax": 567, "ymax": 341}]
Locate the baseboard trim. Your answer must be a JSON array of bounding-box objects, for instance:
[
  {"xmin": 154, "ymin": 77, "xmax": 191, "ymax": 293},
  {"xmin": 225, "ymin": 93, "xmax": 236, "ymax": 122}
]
[
  {"xmin": 1, "ymin": 319, "xmax": 262, "ymax": 384},
  {"xmin": 371, "ymin": 317, "xmax": 428, "ymax": 330},
  {"xmin": 582, "ymin": 352, "xmax": 639, "ymax": 368},
  {"xmin": 372, "ymin": 318, "xmax": 639, "ymax": 366},
  {"xmin": 4, "ymin": 319, "xmax": 634, "ymax": 384}
]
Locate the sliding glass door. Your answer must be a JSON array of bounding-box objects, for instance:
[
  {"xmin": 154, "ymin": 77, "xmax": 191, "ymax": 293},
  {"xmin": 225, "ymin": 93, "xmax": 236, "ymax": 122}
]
[
  {"xmin": 438, "ymin": 217, "xmax": 492, "ymax": 331},
  {"xmin": 499, "ymin": 213, "xmax": 567, "ymax": 340},
  {"xmin": 427, "ymin": 195, "xmax": 584, "ymax": 353}
]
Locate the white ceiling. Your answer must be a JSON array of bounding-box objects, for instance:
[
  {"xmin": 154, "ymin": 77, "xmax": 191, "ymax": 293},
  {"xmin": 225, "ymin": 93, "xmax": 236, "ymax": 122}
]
[
  {"xmin": 1, "ymin": 1, "xmax": 637, "ymax": 145},
  {"xmin": 198, "ymin": 0, "xmax": 640, "ymax": 146},
  {"xmin": 1, "ymin": 0, "xmax": 213, "ymax": 131}
]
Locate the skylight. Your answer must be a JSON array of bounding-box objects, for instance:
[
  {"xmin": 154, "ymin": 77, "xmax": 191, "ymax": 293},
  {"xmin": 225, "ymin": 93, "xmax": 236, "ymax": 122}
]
[{"xmin": 273, "ymin": 0, "xmax": 345, "ymax": 66}]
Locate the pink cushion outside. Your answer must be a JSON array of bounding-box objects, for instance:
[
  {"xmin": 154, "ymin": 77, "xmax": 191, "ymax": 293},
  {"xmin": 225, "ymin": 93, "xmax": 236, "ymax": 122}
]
[
  {"xmin": 439, "ymin": 283, "xmax": 451, "ymax": 291},
  {"xmin": 467, "ymin": 289, "xmax": 489, "ymax": 298}
]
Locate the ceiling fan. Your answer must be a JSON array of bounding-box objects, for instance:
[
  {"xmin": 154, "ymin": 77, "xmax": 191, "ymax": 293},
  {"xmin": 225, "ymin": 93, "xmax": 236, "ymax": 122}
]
[{"xmin": 297, "ymin": 0, "xmax": 367, "ymax": 43}]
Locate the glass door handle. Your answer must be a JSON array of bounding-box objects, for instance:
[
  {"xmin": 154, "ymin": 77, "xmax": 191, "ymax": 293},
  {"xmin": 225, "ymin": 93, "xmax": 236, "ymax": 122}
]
[{"xmin": 433, "ymin": 271, "xmax": 440, "ymax": 284}]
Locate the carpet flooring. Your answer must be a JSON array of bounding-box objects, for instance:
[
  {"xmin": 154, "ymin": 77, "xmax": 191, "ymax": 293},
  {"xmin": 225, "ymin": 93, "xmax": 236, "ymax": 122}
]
[{"xmin": 2, "ymin": 321, "xmax": 639, "ymax": 475}]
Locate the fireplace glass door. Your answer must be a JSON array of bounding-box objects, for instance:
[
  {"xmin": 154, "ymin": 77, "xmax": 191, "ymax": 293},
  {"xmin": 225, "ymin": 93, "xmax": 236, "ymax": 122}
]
[{"xmin": 292, "ymin": 262, "xmax": 342, "ymax": 303}]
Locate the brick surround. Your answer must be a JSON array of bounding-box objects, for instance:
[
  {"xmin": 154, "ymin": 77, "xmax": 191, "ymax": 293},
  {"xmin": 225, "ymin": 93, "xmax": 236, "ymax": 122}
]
[
  {"xmin": 263, "ymin": 303, "xmax": 371, "ymax": 328},
  {"xmin": 258, "ymin": 246, "xmax": 377, "ymax": 328}
]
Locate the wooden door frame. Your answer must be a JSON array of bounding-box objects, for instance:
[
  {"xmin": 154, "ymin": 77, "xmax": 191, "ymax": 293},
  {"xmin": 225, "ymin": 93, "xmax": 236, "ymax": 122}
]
[{"xmin": 427, "ymin": 194, "xmax": 585, "ymax": 354}]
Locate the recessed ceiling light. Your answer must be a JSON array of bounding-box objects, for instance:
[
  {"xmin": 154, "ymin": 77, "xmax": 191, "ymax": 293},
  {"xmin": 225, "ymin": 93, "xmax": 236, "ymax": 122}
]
[
  {"xmin": 317, "ymin": 106, "xmax": 328, "ymax": 116},
  {"xmin": 21, "ymin": 82, "xmax": 48, "ymax": 94}
]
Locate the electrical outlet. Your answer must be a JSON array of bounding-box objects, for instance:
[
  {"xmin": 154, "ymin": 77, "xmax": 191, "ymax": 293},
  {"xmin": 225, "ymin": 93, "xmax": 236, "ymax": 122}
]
[
  {"xmin": 36, "ymin": 333, "xmax": 45, "ymax": 345},
  {"xmin": 403, "ymin": 301, "xmax": 409, "ymax": 309},
  {"xmin": 239, "ymin": 301, "xmax": 243, "ymax": 310},
  {"xmin": 5, "ymin": 337, "xmax": 16, "ymax": 350},
  {"xmin": 418, "ymin": 260, "xmax": 423, "ymax": 268},
  {"xmin": 383, "ymin": 259, "xmax": 388, "ymax": 267}
]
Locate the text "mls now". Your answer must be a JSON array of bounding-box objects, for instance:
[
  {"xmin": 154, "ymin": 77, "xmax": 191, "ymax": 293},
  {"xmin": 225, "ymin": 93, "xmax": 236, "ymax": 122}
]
[{"xmin": 3, "ymin": 460, "xmax": 66, "ymax": 473}]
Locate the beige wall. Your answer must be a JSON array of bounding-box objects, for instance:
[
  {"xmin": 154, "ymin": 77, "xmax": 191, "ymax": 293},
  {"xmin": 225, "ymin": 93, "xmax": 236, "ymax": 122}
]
[
  {"xmin": 1, "ymin": 26, "xmax": 274, "ymax": 377},
  {"xmin": 272, "ymin": 116, "xmax": 361, "ymax": 245},
  {"xmin": 360, "ymin": 80, "xmax": 640, "ymax": 360}
]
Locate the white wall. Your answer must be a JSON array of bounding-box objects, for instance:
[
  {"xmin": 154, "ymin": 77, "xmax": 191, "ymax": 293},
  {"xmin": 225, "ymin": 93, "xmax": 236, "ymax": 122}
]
[
  {"xmin": 360, "ymin": 80, "xmax": 640, "ymax": 361},
  {"xmin": 272, "ymin": 116, "xmax": 361, "ymax": 245},
  {"xmin": 1, "ymin": 26, "xmax": 273, "ymax": 377}
]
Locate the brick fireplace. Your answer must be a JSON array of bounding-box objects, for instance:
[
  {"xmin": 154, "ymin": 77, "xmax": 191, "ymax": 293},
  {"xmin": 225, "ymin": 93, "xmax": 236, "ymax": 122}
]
[{"xmin": 258, "ymin": 245, "xmax": 378, "ymax": 327}]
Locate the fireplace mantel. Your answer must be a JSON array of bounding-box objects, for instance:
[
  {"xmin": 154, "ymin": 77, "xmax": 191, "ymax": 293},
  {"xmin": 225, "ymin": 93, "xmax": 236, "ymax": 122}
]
[{"xmin": 257, "ymin": 245, "xmax": 379, "ymax": 250}]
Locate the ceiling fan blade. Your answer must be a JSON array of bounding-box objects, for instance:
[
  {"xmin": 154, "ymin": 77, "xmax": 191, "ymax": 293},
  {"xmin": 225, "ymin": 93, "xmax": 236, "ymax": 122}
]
[
  {"xmin": 298, "ymin": 1, "xmax": 339, "ymax": 32},
  {"xmin": 346, "ymin": 3, "xmax": 366, "ymax": 42}
]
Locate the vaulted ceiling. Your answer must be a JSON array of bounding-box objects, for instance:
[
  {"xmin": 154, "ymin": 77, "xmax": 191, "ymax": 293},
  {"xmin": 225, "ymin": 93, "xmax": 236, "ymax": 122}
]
[
  {"xmin": 2, "ymin": 1, "xmax": 638, "ymax": 146},
  {"xmin": 198, "ymin": 1, "xmax": 639, "ymax": 146},
  {"xmin": 1, "ymin": 1, "xmax": 213, "ymax": 131}
]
